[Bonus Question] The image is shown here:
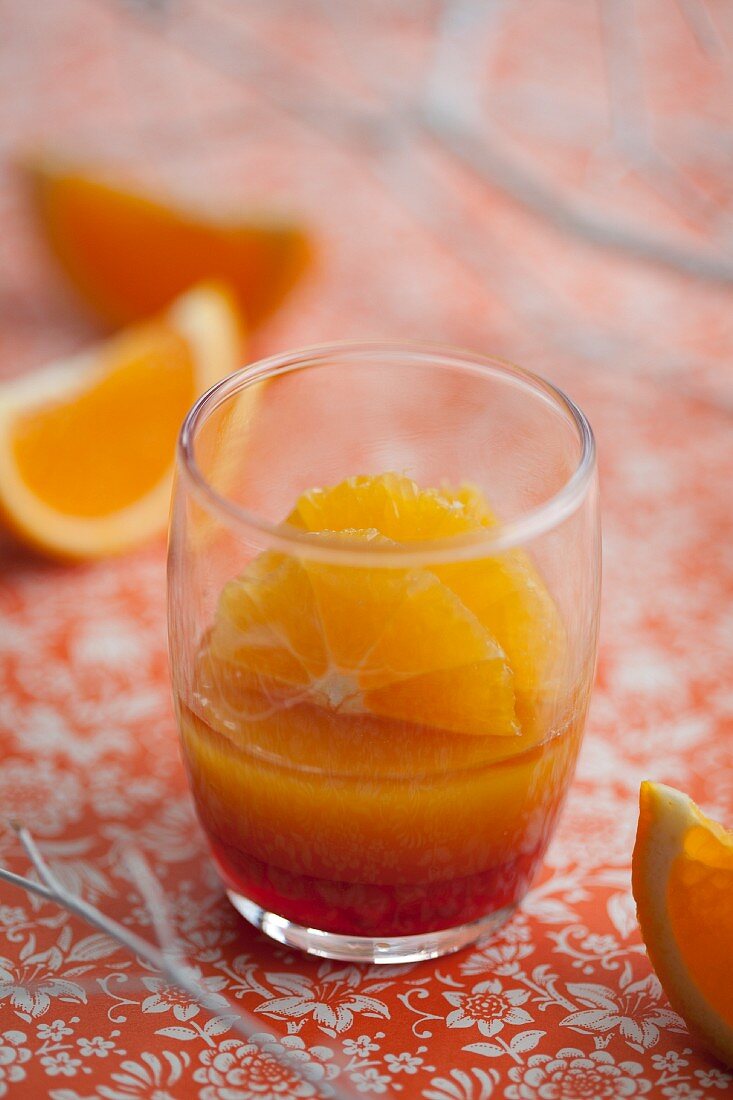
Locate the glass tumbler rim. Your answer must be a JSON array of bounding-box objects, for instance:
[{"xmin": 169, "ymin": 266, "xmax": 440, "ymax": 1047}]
[{"xmin": 177, "ymin": 339, "xmax": 596, "ymax": 566}]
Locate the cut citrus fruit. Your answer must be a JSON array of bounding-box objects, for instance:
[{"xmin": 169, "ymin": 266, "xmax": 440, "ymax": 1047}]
[
  {"xmin": 287, "ymin": 473, "xmax": 495, "ymax": 541},
  {"xmin": 177, "ymin": 473, "xmax": 585, "ymax": 923},
  {"xmin": 210, "ymin": 546, "xmax": 517, "ymax": 738},
  {"xmin": 205, "ymin": 474, "xmax": 565, "ymax": 739},
  {"xmin": 632, "ymin": 781, "xmax": 733, "ymax": 1067},
  {"xmin": 289, "ymin": 473, "xmax": 565, "ymax": 730},
  {"xmin": 27, "ymin": 160, "xmax": 312, "ymax": 328},
  {"xmin": 0, "ymin": 283, "xmax": 244, "ymax": 559}
]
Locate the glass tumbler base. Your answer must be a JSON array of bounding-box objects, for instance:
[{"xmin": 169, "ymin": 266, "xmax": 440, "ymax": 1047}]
[{"xmin": 226, "ymin": 890, "xmax": 516, "ymax": 963}]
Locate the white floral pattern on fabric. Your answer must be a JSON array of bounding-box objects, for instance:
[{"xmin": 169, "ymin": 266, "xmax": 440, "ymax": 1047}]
[
  {"xmin": 560, "ymin": 976, "xmax": 686, "ymax": 1050},
  {"xmin": 422, "ymin": 1067, "xmax": 498, "ymax": 1100},
  {"xmin": 693, "ymin": 1066, "xmax": 732, "ymax": 1090},
  {"xmin": 0, "ymin": 760, "xmax": 82, "ymax": 837},
  {"xmin": 41, "ymin": 1051, "xmax": 83, "ymax": 1077},
  {"xmin": 384, "ymin": 1051, "xmax": 424, "ymax": 1074},
  {"xmin": 37, "ymin": 1021, "xmax": 75, "ymax": 1044},
  {"xmin": 504, "ymin": 1048, "xmax": 653, "ymax": 1098},
  {"xmin": 444, "ymin": 980, "xmax": 532, "ymax": 1038},
  {"xmin": 193, "ymin": 1033, "xmax": 339, "ymax": 1099},
  {"xmin": 660, "ymin": 1086, "xmax": 704, "ymax": 1100},
  {"xmin": 343, "ymin": 1035, "xmax": 381, "ymax": 1058},
  {"xmin": 350, "ymin": 1066, "xmax": 392, "ymax": 1094},
  {"xmin": 95, "ymin": 1051, "xmax": 191, "ymax": 1098},
  {"xmin": 77, "ymin": 1036, "xmax": 117, "ymax": 1058},
  {"xmin": 0, "ymin": 1031, "xmax": 31, "ymax": 1098},
  {"xmin": 255, "ymin": 969, "xmax": 390, "ymax": 1035},
  {"xmin": 0, "ymin": 485, "xmax": 726, "ymax": 1100},
  {"xmin": 0, "ymin": 955, "xmax": 86, "ymax": 1018},
  {"xmin": 140, "ymin": 974, "xmax": 229, "ymax": 1021}
]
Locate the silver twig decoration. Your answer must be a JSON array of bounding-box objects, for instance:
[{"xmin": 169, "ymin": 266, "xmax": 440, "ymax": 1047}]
[{"xmin": 0, "ymin": 822, "xmax": 363, "ymax": 1100}]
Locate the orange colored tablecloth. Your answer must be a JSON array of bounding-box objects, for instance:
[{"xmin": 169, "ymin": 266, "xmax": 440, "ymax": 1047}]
[{"xmin": 1, "ymin": 3, "xmax": 733, "ymax": 1098}]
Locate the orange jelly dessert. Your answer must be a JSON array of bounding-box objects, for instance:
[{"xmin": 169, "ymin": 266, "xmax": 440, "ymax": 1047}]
[{"xmin": 177, "ymin": 474, "xmax": 589, "ymax": 938}]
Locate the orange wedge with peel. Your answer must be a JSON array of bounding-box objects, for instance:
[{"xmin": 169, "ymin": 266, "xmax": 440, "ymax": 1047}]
[
  {"xmin": 0, "ymin": 283, "xmax": 244, "ymax": 559},
  {"xmin": 26, "ymin": 160, "xmax": 312, "ymax": 328},
  {"xmin": 632, "ymin": 781, "xmax": 733, "ymax": 1067}
]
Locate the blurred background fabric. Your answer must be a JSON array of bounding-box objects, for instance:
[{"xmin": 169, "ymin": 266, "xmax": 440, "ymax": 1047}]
[
  {"xmin": 4, "ymin": 0, "xmax": 733, "ymax": 402},
  {"xmin": 1, "ymin": 3, "xmax": 733, "ymax": 1098}
]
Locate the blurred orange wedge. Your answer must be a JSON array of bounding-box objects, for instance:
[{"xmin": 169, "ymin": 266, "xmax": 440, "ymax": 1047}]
[
  {"xmin": 632, "ymin": 781, "xmax": 733, "ymax": 1067},
  {"xmin": 26, "ymin": 160, "xmax": 312, "ymax": 328},
  {"xmin": 0, "ymin": 283, "xmax": 243, "ymax": 560}
]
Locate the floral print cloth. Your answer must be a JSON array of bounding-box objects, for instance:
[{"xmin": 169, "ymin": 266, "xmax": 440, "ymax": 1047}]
[{"xmin": 2, "ymin": 1, "xmax": 733, "ymax": 1097}]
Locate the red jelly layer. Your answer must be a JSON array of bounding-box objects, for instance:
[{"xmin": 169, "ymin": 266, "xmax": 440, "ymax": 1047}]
[{"xmin": 209, "ymin": 833, "xmax": 544, "ymax": 937}]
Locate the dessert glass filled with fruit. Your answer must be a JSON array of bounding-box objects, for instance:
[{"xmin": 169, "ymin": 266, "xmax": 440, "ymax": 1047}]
[{"xmin": 168, "ymin": 344, "xmax": 600, "ymax": 963}]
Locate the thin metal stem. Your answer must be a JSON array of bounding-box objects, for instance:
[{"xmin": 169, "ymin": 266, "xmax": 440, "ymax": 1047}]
[
  {"xmin": 2, "ymin": 826, "xmax": 360, "ymax": 1100},
  {"xmin": 421, "ymin": 102, "xmax": 733, "ymax": 284},
  {"xmin": 123, "ymin": 847, "xmax": 180, "ymax": 962}
]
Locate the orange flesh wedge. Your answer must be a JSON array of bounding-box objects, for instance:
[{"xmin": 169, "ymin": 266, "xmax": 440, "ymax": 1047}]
[
  {"xmin": 0, "ymin": 283, "xmax": 244, "ymax": 559},
  {"xmin": 13, "ymin": 327, "xmax": 193, "ymax": 518},
  {"xmin": 205, "ymin": 474, "xmax": 564, "ymax": 741},
  {"xmin": 27, "ymin": 161, "xmax": 312, "ymax": 328},
  {"xmin": 286, "ymin": 474, "xmax": 566, "ymax": 734},
  {"xmin": 632, "ymin": 781, "xmax": 733, "ymax": 1067},
  {"xmin": 211, "ymin": 545, "xmax": 517, "ymax": 738}
]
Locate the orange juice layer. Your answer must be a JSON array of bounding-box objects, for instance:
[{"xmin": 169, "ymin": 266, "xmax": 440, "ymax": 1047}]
[
  {"xmin": 175, "ymin": 475, "xmax": 588, "ymax": 936},
  {"xmin": 178, "ymin": 697, "xmax": 585, "ymax": 934}
]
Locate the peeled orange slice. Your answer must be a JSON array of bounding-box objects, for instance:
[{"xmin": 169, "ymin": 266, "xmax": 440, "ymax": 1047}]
[
  {"xmin": 289, "ymin": 473, "xmax": 565, "ymax": 731},
  {"xmin": 210, "ymin": 542, "xmax": 517, "ymax": 737},
  {"xmin": 27, "ymin": 160, "xmax": 312, "ymax": 328},
  {"xmin": 632, "ymin": 781, "xmax": 733, "ymax": 1067},
  {"xmin": 0, "ymin": 284, "xmax": 243, "ymax": 559},
  {"xmin": 288, "ymin": 473, "xmax": 495, "ymax": 541},
  {"xmin": 205, "ymin": 474, "xmax": 565, "ymax": 740}
]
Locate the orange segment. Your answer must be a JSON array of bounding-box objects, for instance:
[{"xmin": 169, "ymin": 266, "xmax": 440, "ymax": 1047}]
[
  {"xmin": 359, "ymin": 571, "xmax": 501, "ymax": 685},
  {"xmin": 213, "ymin": 551, "xmax": 328, "ymax": 686},
  {"xmin": 434, "ymin": 551, "xmax": 565, "ymax": 729},
  {"xmin": 303, "ymin": 532, "xmax": 413, "ymax": 675},
  {"xmin": 632, "ymin": 781, "xmax": 733, "ymax": 1067},
  {"xmin": 209, "ymin": 539, "xmax": 517, "ymax": 737},
  {"xmin": 27, "ymin": 160, "xmax": 312, "ymax": 328},
  {"xmin": 288, "ymin": 473, "xmax": 564, "ymax": 738},
  {"xmin": 364, "ymin": 662, "xmax": 515, "ymax": 740},
  {"xmin": 0, "ymin": 284, "xmax": 244, "ymax": 559},
  {"xmin": 205, "ymin": 476, "xmax": 563, "ymax": 738},
  {"xmin": 288, "ymin": 472, "xmax": 494, "ymax": 540}
]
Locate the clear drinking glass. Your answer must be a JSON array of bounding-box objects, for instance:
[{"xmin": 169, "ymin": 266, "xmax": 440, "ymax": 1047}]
[{"xmin": 168, "ymin": 343, "xmax": 600, "ymax": 964}]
